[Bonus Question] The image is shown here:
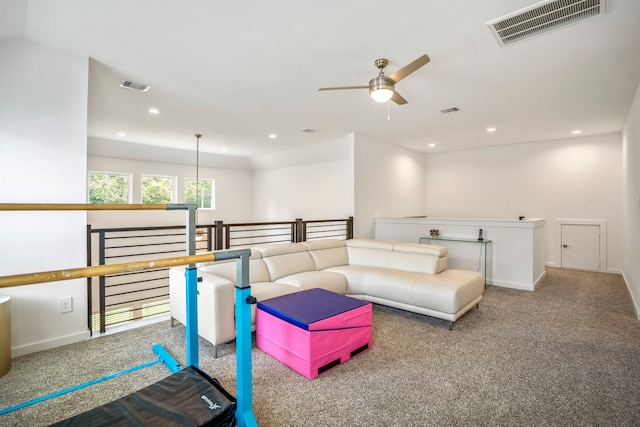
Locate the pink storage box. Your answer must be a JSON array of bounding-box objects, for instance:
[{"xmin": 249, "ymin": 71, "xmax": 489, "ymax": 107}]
[{"xmin": 256, "ymin": 288, "xmax": 372, "ymax": 379}]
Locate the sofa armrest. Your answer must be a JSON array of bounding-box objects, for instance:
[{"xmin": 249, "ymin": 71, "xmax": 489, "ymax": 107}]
[{"xmin": 169, "ymin": 267, "xmax": 236, "ymax": 347}]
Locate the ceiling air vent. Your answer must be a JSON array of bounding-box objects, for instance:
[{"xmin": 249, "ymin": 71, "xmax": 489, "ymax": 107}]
[
  {"xmin": 487, "ymin": 0, "xmax": 606, "ymax": 47},
  {"xmin": 119, "ymin": 80, "xmax": 151, "ymax": 92},
  {"xmin": 440, "ymin": 107, "xmax": 460, "ymax": 114}
]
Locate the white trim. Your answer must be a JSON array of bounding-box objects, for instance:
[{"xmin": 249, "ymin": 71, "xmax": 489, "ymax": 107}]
[
  {"xmin": 555, "ymin": 219, "xmax": 607, "ymax": 272},
  {"xmin": 621, "ymin": 270, "xmax": 640, "ymax": 321},
  {"xmin": 11, "ymin": 330, "xmax": 90, "ymax": 358}
]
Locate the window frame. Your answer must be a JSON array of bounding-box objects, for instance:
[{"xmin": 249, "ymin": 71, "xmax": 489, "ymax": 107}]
[
  {"xmin": 87, "ymin": 170, "xmax": 132, "ymax": 204},
  {"xmin": 184, "ymin": 177, "xmax": 216, "ymax": 209},
  {"xmin": 140, "ymin": 174, "xmax": 177, "ymax": 204}
]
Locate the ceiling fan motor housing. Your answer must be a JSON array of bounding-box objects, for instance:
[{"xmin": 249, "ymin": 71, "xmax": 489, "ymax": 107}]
[{"xmin": 369, "ymin": 75, "xmax": 395, "ymax": 93}]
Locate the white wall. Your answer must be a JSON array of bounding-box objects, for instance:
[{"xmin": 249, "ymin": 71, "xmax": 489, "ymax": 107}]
[
  {"xmin": 353, "ymin": 134, "xmax": 427, "ymax": 238},
  {"xmin": 426, "ymin": 133, "xmax": 623, "ymax": 273},
  {"xmin": 87, "ymin": 156, "xmax": 254, "ymax": 228},
  {"xmin": 252, "ymin": 138, "xmax": 353, "ymax": 221},
  {"xmin": 622, "ymin": 82, "xmax": 640, "ymax": 318},
  {"xmin": 0, "ymin": 39, "xmax": 89, "ymax": 356}
]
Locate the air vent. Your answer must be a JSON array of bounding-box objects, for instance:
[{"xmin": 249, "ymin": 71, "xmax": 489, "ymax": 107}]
[
  {"xmin": 119, "ymin": 80, "xmax": 151, "ymax": 92},
  {"xmin": 487, "ymin": 0, "xmax": 606, "ymax": 47},
  {"xmin": 440, "ymin": 107, "xmax": 460, "ymax": 114},
  {"xmin": 302, "ymin": 128, "xmax": 319, "ymax": 133}
]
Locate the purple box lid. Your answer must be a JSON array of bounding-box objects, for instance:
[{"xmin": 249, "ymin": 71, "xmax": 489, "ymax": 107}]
[{"xmin": 257, "ymin": 288, "xmax": 369, "ymax": 330}]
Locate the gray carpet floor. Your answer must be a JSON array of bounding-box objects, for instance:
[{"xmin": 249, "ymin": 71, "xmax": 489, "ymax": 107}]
[{"xmin": 1, "ymin": 267, "xmax": 639, "ymax": 426}]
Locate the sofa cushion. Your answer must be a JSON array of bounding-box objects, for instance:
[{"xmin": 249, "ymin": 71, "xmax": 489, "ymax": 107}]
[
  {"xmin": 199, "ymin": 258, "xmax": 270, "ymax": 284},
  {"xmin": 412, "ymin": 269, "xmax": 484, "ymax": 314},
  {"xmin": 262, "ymin": 251, "xmax": 316, "ymax": 281},
  {"xmin": 245, "ymin": 281, "xmax": 299, "ymax": 325},
  {"xmin": 346, "ymin": 246, "xmax": 391, "ymax": 268},
  {"xmin": 359, "ymin": 268, "xmax": 424, "ymax": 306},
  {"xmin": 346, "ymin": 239, "xmax": 395, "ymax": 250},
  {"xmin": 253, "ymin": 242, "xmax": 308, "ymax": 257},
  {"xmin": 387, "ymin": 251, "xmax": 440, "ymax": 275},
  {"xmin": 323, "ymin": 265, "xmax": 374, "ymax": 295},
  {"xmin": 393, "ymin": 242, "xmax": 447, "ymax": 257},
  {"xmin": 305, "ymin": 240, "xmax": 348, "ymax": 270},
  {"xmin": 274, "ymin": 271, "xmax": 347, "ymax": 294}
]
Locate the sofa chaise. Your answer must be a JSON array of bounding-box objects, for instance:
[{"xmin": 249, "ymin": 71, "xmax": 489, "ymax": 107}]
[{"xmin": 169, "ymin": 238, "xmax": 484, "ymax": 356}]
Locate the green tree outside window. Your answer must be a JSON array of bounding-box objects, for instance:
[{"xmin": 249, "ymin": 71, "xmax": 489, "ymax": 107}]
[
  {"xmin": 184, "ymin": 178, "xmax": 214, "ymax": 208},
  {"xmin": 88, "ymin": 172, "xmax": 130, "ymax": 204},
  {"xmin": 142, "ymin": 175, "xmax": 176, "ymax": 204}
]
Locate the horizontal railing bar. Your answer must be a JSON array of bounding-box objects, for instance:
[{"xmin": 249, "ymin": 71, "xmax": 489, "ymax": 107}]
[
  {"xmin": 229, "ymin": 233, "xmax": 292, "ymax": 241},
  {"xmin": 104, "ymin": 300, "xmax": 169, "ymax": 315},
  {"xmin": 91, "ymin": 225, "xmax": 210, "ymax": 233},
  {"xmin": 105, "ymin": 249, "xmax": 186, "ymax": 259},
  {"xmin": 105, "ymin": 278, "xmax": 167, "ymax": 288},
  {"xmin": 105, "ymin": 294, "xmax": 170, "ymax": 308},
  {"xmin": 303, "ymin": 220, "xmax": 349, "ymax": 224},
  {"xmin": 104, "ymin": 268, "xmax": 170, "ymax": 278},
  {"xmin": 0, "ymin": 253, "xmax": 218, "ymax": 288},
  {"xmin": 106, "ymin": 286, "xmax": 168, "ymax": 298},
  {"xmin": 104, "ymin": 241, "xmax": 186, "ymax": 250},
  {"xmin": 104, "ymin": 233, "xmax": 186, "ymax": 240},
  {"xmin": 225, "ymin": 221, "xmax": 295, "ymax": 227}
]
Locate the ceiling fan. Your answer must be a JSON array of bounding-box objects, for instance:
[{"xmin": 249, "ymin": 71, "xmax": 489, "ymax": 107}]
[{"xmin": 319, "ymin": 54, "xmax": 430, "ymax": 105}]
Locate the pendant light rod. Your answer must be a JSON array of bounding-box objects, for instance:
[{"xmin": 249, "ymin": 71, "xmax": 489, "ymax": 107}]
[{"xmin": 195, "ymin": 134, "xmax": 201, "ymax": 223}]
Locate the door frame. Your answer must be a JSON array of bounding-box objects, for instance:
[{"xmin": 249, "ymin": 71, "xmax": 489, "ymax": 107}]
[{"xmin": 555, "ymin": 219, "xmax": 607, "ymax": 272}]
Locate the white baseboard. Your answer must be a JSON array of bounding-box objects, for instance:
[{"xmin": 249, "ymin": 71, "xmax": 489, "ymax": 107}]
[
  {"xmin": 621, "ymin": 270, "xmax": 640, "ymax": 321},
  {"xmin": 490, "ymin": 279, "xmax": 535, "ymax": 291},
  {"xmin": 11, "ymin": 330, "xmax": 90, "ymax": 358}
]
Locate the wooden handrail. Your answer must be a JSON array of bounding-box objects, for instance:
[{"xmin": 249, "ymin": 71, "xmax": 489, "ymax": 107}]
[
  {"xmin": 0, "ymin": 203, "xmax": 168, "ymax": 211},
  {"xmin": 0, "ymin": 253, "xmax": 216, "ymax": 288}
]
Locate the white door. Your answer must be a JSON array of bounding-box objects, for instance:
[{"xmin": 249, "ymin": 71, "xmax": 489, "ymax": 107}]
[{"xmin": 560, "ymin": 224, "xmax": 600, "ymax": 271}]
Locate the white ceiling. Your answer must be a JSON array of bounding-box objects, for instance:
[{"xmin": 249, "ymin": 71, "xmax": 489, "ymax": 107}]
[{"xmin": 6, "ymin": 0, "xmax": 640, "ymax": 164}]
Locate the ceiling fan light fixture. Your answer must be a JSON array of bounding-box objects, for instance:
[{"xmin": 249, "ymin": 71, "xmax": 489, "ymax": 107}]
[{"xmin": 369, "ymin": 76, "xmax": 395, "ymax": 103}]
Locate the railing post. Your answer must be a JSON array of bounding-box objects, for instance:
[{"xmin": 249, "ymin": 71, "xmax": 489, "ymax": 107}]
[
  {"xmin": 295, "ymin": 218, "xmax": 303, "ymax": 242},
  {"xmin": 347, "ymin": 216, "xmax": 354, "ymax": 240},
  {"xmin": 86, "ymin": 224, "xmax": 93, "ymax": 334},
  {"xmin": 224, "ymin": 224, "xmax": 230, "ymax": 249},
  {"xmin": 214, "ymin": 220, "xmax": 224, "ymax": 250},
  {"xmin": 98, "ymin": 230, "xmax": 106, "ymax": 333}
]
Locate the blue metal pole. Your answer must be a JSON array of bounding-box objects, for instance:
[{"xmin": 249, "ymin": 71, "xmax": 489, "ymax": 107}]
[
  {"xmin": 152, "ymin": 344, "xmax": 182, "ymax": 374},
  {"xmin": 235, "ymin": 254, "xmax": 258, "ymax": 427},
  {"xmin": 184, "ymin": 266, "xmax": 199, "ymax": 368},
  {"xmin": 0, "ymin": 359, "xmax": 162, "ymax": 416}
]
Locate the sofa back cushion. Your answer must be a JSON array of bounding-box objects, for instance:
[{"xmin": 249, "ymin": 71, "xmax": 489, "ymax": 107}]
[
  {"xmin": 391, "ymin": 243, "xmax": 447, "ymax": 274},
  {"xmin": 254, "ymin": 242, "xmax": 316, "ymax": 281},
  {"xmin": 304, "ymin": 239, "xmax": 348, "ymax": 270},
  {"xmin": 199, "ymin": 258, "xmax": 270, "ymax": 284},
  {"xmin": 345, "ymin": 239, "xmax": 393, "ymax": 268}
]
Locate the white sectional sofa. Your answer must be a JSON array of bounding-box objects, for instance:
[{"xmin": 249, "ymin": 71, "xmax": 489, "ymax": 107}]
[{"xmin": 169, "ymin": 238, "xmax": 484, "ymax": 356}]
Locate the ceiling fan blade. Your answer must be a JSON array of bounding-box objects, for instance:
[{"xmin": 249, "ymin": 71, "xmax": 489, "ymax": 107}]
[
  {"xmin": 319, "ymin": 86, "xmax": 369, "ymax": 91},
  {"xmin": 388, "ymin": 54, "xmax": 430, "ymax": 83},
  {"xmin": 391, "ymin": 91, "xmax": 408, "ymax": 105}
]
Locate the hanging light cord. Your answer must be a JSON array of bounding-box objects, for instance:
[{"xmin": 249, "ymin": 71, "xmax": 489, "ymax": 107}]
[{"xmin": 194, "ymin": 134, "xmax": 201, "ymax": 225}]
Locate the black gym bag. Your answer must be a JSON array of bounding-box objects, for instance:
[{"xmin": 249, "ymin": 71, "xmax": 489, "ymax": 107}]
[{"xmin": 50, "ymin": 366, "xmax": 236, "ymax": 427}]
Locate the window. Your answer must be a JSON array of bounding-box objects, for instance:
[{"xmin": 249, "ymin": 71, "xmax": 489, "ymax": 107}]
[
  {"xmin": 141, "ymin": 175, "xmax": 176, "ymax": 204},
  {"xmin": 184, "ymin": 178, "xmax": 215, "ymax": 209},
  {"xmin": 88, "ymin": 171, "xmax": 131, "ymax": 204}
]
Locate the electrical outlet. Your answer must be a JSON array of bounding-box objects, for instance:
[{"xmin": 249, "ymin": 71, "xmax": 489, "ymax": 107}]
[{"xmin": 59, "ymin": 297, "xmax": 73, "ymax": 313}]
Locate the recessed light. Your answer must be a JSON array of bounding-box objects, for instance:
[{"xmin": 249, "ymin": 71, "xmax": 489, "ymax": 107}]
[
  {"xmin": 269, "ymin": 134, "xmax": 277, "ymax": 139},
  {"xmin": 487, "ymin": 127, "xmax": 496, "ymax": 132},
  {"xmin": 428, "ymin": 143, "xmax": 436, "ymax": 147},
  {"xmin": 221, "ymin": 148, "xmax": 228, "ymax": 152},
  {"xmin": 117, "ymin": 132, "xmax": 126, "ymax": 137},
  {"xmin": 571, "ymin": 130, "xmax": 582, "ymax": 134},
  {"xmin": 148, "ymin": 108, "xmax": 160, "ymax": 114}
]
